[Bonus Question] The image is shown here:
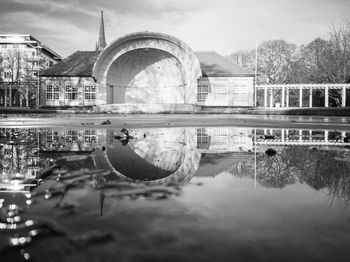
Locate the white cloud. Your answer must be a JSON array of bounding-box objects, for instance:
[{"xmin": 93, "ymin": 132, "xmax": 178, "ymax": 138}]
[{"xmin": 0, "ymin": 0, "xmax": 349, "ymax": 57}]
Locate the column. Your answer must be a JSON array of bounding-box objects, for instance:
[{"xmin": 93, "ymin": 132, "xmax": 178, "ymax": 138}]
[
  {"xmin": 9, "ymin": 85, "xmax": 12, "ymax": 107},
  {"xmin": 4, "ymin": 86, "xmax": 7, "ymax": 108},
  {"xmin": 324, "ymin": 130, "xmax": 328, "ymax": 143},
  {"xmin": 286, "ymin": 129, "xmax": 289, "ymax": 141},
  {"xmin": 309, "ymin": 130, "xmax": 312, "ymax": 141},
  {"xmin": 281, "ymin": 86, "xmax": 285, "ymax": 107},
  {"xmin": 325, "ymin": 86, "xmax": 329, "ymax": 107},
  {"xmin": 299, "ymin": 86, "xmax": 303, "ymax": 107},
  {"xmin": 286, "ymin": 88, "xmax": 289, "ymax": 108},
  {"xmin": 281, "ymin": 129, "xmax": 285, "ymax": 142},
  {"xmin": 264, "ymin": 129, "xmax": 267, "ymax": 135},
  {"xmin": 269, "ymin": 88, "xmax": 273, "ymax": 108},
  {"xmin": 342, "ymin": 86, "xmax": 346, "ymax": 107},
  {"xmin": 264, "ymin": 86, "xmax": 267, "ymax": 107},
  {"xmin": 342, "ymin": 131, "xmax": 346, "ymax": 140},
  {"xmin": 26, "ymin": 86, "xmax": 29, "ymax": 107},
  {"xmin": 299, "ymin": 130, "xmax": 302, "ymax": 143},
  {"xmin": 309, "ymin": 88, "xmax": 313, "ymax": 108}
]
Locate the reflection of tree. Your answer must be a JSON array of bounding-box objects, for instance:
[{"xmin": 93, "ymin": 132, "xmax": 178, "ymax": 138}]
[
  {"xmin": 0, "ymin": 128, "xmax": 40, "ymax": 180},
  {"xmin": 288, "ymin": 147, "xmax": 350, "ymax": 207},
  {"xmin": 256, "ymin": 152, "xmax": 296, "ymax": 188},
  {"xmin": 230, "ymin": 146, "xmax": 350, "ymax": 207}
]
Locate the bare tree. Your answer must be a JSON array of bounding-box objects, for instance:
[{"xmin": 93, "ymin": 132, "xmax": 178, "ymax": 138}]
[
  {"xmin": 328, "ymin": 18, "xmax": 350, "ymax": 83},
  {"xmin": 1, "ymin": 49, "xmax": 43, "ymax": 107},
  {"xmin": 257, "ymin": 39, "xmax": 298, "ymax": 84},
  {"xmin": 228, "ymin": 49, "xmax": 255, "ymax": 70}
]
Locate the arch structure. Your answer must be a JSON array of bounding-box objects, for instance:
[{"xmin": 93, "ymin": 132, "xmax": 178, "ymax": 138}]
[
  {"xmin": 100, "ymin": 128, "xmax": 201, "ymax": 185},
  {"xmin": 92, "ymin": 32, "xmax": 202, "ymax": 107}
]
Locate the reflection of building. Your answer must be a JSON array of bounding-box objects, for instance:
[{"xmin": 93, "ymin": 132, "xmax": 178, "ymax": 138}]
[
  {"xmin": 2, "ymin": 127, "xmax": 349, "ymax": 192},
  {"xmin": 256, "ymin": 129, "xmax": 350, "ymax": 146},
  {"xmin": 197, "ymin": 127, "xmax": 254, "ymax": 152},
  {"xmin": 0, "ymin": 34, "xmax": 62, "ymax": 107},
  {"xmin": 39, "ymin": 12, "xmax": 255, "ymax": 112},
  {"xmin": 42, "ymin": 129, "xmax": 105, "ymax": 151}
]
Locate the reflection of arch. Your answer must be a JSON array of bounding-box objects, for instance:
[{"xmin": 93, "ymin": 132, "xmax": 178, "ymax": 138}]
[
  {"xmin": 106, "ymin": 142, "xmax": 178, "ymax": 181},
  {"xmin": 92, "ymin": 32, "xmax": 202, "ymax": 104},
  {"xmin": 101, "ymin": 128, "xmax": 201, "ymax": 184}
]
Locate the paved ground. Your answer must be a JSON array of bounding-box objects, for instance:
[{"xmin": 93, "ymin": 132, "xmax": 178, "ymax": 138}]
[
  {"xmin": 0, "ymin": 114, "xmax": 349, "ymax": 130},
  {"xmin": 2, "ymin": 106, "xmax": 350, "ymax": 116}
]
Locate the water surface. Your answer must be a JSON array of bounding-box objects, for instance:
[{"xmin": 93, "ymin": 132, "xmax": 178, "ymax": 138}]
[{"xmin": 1, "ymin": 126, "xmax": 350, "ymax": 261}]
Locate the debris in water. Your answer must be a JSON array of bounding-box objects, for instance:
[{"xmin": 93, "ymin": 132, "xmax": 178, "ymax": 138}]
[
  {"xmin": 265, "ymin": 148, "xmax": 277, "ymax": 157},
  {"xmin": 101, "ymin": 120, "xmax": 111, "ymax": 125}
]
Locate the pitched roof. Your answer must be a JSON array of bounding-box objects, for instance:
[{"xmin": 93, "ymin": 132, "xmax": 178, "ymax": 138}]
[
  {"xmin": 40, "ymin": 50, "xmax": 254, "ymax": 78},
  {"xmin": 40, "ymin": 51, "xmax": 100, "ymax": 77},
  {"xmin": 195, "ymin": 51, "xmax": 255, "ymax": 77}
]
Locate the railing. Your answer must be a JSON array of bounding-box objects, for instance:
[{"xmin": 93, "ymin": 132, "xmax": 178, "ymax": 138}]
[
  {"xmin": 256, "ymin": 84, "xmax": 350, "ymax": 108},
  {"xmin": 256, "ymin": 128, "xmax": 350, "ymax": 146}
]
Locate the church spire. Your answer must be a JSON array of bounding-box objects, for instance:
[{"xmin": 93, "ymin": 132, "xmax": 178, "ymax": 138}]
[{"xmin": 96, "ymin": 10, "xmax": 106, "ymax": 51}]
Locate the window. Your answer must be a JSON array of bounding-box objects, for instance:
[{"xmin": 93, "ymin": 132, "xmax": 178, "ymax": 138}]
[
  {"xmin": 46, "ymin": 131, "xmax": 60, "ymax": 143},
  {"xmin": 197, "ymin": 128, "xmax": 210, "ymax": 149},
  {"xmin": 84, "ymin": 85, "xmax": 96, "ymax": 100},
  {"xmin": 233, "ymin": 83, "xmax": 248, "ymax": 105},
  {"xmin": 84, "ymin": 130, "xmax": 97, "ymax": 143},
  {"xmin": 65, "ymin": 85, "xmax": 78, "ymax": 100},
  {"xmin": 197, "ymin": 81, "xmax": 210, "ymax": 102},
  {"xmin": 4, "ymin": 71, "xmax": 11, "ymax": 79},
  {"xmin": 65, "ymin": 130, "xmax": 78, "ymax": 142},
  {"xmin": 214, "ymin": 86, "xmax": 228, "ymax": 101},
  {"xmin": 46, "ymin": 85, "xmax": 59, "ymax": 100},
  {"xmin": 212, "ymin": 129, "xmax": 229, "ymax": 148}
]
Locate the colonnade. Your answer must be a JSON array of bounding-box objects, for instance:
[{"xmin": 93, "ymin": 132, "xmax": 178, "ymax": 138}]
[
  {"xmin": 0, "ymin": 85, "xmax": 30, "ymax": 107},
  {"xmin": 258, "ymin": 128, "xmax": 350, "ymax": 146},
  {"xmin": 258, "ymin": 84, "xmax": 350, "ymax": 108}
]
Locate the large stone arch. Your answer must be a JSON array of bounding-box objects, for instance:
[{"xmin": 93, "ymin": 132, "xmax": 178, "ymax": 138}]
[{"xmin": 92, "ymin": 32, "xmax": 202, "ymax": 105}]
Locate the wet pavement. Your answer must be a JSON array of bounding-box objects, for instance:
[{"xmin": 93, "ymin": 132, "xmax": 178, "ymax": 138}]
[
  {"xmin": 1, "ymin": 114, "xmax": 350, "ymax": 131},
  {"xmin": 1, "ymin": 125, "xmax": 350, "ymax": 261}
]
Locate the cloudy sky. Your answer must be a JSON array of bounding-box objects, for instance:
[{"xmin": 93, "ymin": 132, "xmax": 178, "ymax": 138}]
[{"xmin": 0, "ymin": 0, "xmax": 349, "ymax": 58}]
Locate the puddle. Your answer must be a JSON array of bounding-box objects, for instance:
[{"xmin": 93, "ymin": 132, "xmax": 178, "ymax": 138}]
[{"xmin": 1, "ymin": 126, "xmax": 350, "ymax": 261}]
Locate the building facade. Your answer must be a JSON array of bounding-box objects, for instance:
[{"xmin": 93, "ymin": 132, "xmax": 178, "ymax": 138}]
[
  {"xmin": 39, "ymin": 13, "xmax": 255, "ymax": 112},
  {"xmin": 0, "ymin": 34, "xmax": 62, "ymax": 107},
  {"xmin": 196, "ymin": 52, "xmax": 254, "ymax": 106}
]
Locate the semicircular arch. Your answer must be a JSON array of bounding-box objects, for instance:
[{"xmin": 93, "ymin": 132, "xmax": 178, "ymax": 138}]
[{"xmin": 92, "ymin": 32, "xmax": 202, "ymax": 104}]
